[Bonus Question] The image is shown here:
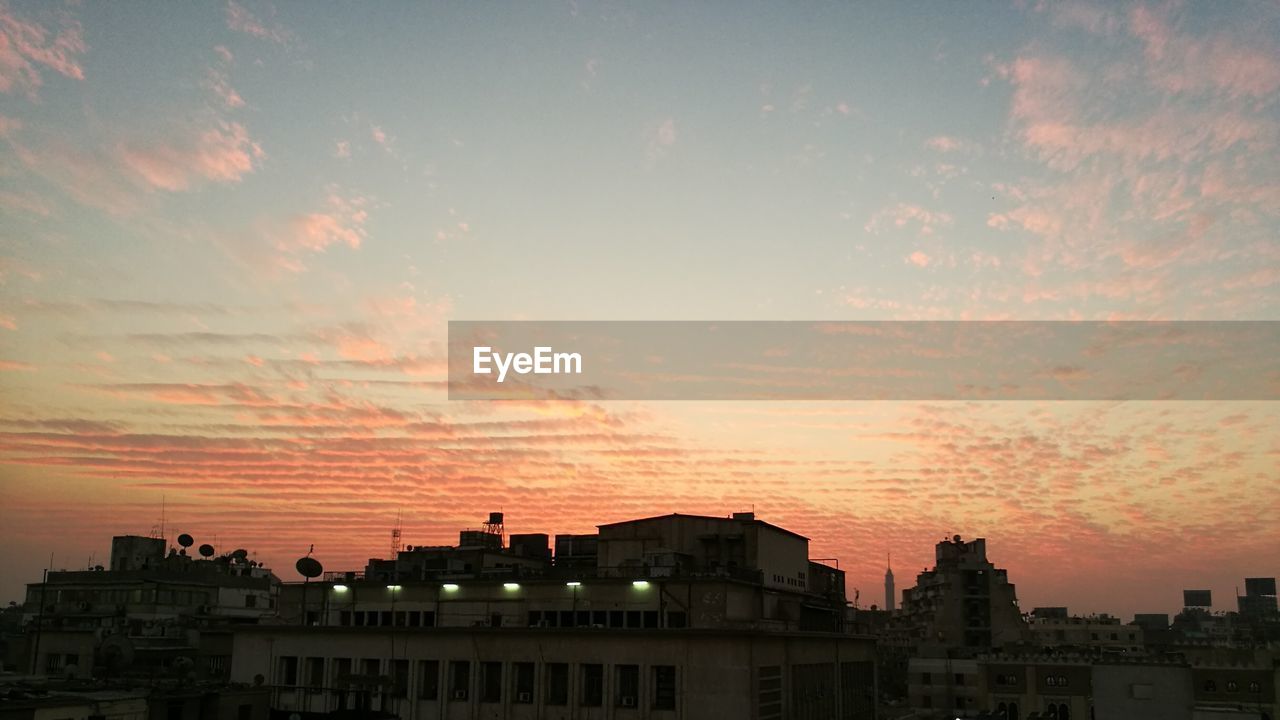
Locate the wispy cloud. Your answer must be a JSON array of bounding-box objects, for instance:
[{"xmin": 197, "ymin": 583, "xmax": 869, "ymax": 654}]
[{"xmin": 0, "ymin": 3, "xmax": 86, "ymax": 100}]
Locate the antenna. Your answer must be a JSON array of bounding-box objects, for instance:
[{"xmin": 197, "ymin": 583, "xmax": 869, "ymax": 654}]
[{"xmin": 391, "ymin": 508, "xmax": 403, "ymax": 558}]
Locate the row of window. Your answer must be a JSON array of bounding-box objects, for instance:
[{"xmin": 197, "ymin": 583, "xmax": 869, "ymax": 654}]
[
  {"xmin": 278, "ymin": 657, "xmax": 677, "ymax": 710},
  {"xmin": 43, "ymin": 588, "xmax": 213, "ymax": 605},
  {"xmin": 920, "ymin": 672, "xmax": 1070, "ymax": 688},
  {"xmin": 529, "ymin": 609, "xmax": 687, "ymax": 629},
  {"xmin": 334, "ymin": 609, "xmax": 691, "ymax": 629},
  {"xmin": 918, "ymin": 696, "xmax": 1068, "ymax": 718},
  {"xmin": 770, "ymin": 573, "xmax": 806, "ymax": 588}
]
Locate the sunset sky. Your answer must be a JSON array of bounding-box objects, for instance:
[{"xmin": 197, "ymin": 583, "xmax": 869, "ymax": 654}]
[{"xmin": 1, "ymin": 1, "xmax": 1278, "ymax": 618}]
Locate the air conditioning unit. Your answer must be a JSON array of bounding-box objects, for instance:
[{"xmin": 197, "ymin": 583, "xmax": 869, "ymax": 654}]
[
  {"xmin": 517, "ymin": 692, "xmax": 532, "ymax": 702},
  {"xmin": 452, "ymin": 690, "xmax": 467, "ymax": 700},
  {"xmin": 621, "ymin": 696, "xmax": 636, "ymax": 707}
]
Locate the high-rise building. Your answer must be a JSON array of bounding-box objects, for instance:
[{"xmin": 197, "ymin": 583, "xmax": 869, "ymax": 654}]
[{"xmin": 892, "ymin": 535, "xmax": 1030, "ymax": 657}]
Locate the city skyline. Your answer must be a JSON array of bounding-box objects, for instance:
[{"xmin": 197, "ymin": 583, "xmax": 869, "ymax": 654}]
[{"xmin": 3, "ymin": 1, "xmax": 1280, "ymax": 621}]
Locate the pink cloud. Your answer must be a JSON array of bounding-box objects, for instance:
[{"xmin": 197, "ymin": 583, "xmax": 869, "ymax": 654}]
[
  {"xmin": 206, "ymin": 68, "xmax": 245, "ymax": 109},
  {"xmin": 924, "ymin": 135, "xmax": 976, "ymax": 154},
  {"xmin": 119, "ymin": 121, "xmax": 263, "ymax": 192},
  {"xmin": 1130, "ymin": 5, "xmax": 1280, "ymax": 100},
  {"xmin": 865, "ymin": 203, "xmax": 952, "ymax": 236},
  {"xmin": 907, "ymin": 251, "xmax": 932, "ymax": 267},
  {"xmin": 0, "ymin": 4, "xmax": 86, "ymax": 99},
  {"xmin": 225, "ymin": 1, "xmax": 293, "ymax": 45},
  {"xmin": 0, "ymin": 189, "xmax": 52, "ymax": 217},
  {"xmin": 0, "ymin": 359, "xmax": 34, "ymax": 371},
  {"xmin": 266, "ymin": 190, "xmax": 374, "ymax": 272}
]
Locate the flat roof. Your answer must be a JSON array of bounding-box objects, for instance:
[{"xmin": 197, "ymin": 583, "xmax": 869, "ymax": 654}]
[{"xmin": 596, "ymin": 513, "xmax": 809, "ymax": 541}]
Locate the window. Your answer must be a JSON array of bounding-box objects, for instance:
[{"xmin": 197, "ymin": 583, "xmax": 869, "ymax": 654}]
[
  {"xmin": 546, "ymin": 663, "xmax": 569, "ymax": 706},
  {"xmin": 391, "ymin": 659, "xmax": 408, "ymax": 698},
  {"xmin": 278, "ymin": 656, "xmax": 298, "ymax": 686},
  {"xmin": 449, "ymin": 661, "xmax": 470, "ymax": 700},
  {"xmin": 480, "ymin": 662, "xmax": 501, "ymax": 703},
  {"xmin": 236, "ymin": 704, "xmax": 251, "ymax": 720},
  {"xmin": 513, "ymin": 662, "xmax": 534, "ymax": 703},
  {"xmin": 616, "ymin": 664, "xmax": 639, "ymax": 708},
  {"xmin": 305, "ymin": 657, "xmax": 324, "ymax": 687},
  {"xmin": 418, "ymin": 660, "xmax": 439, "ymax": 700},
  {"xmin": 653, "ymin": 665, "xmax": 676, "ymax": 710},
  {"xmin": 245, "ymin": 594, "xmax": 257, "ymax": 608},
  {"xmin": 667, "ymin": 611, "xmax": 687, "ymax": 628},
  {"xmin": 921, "ymin": 671, "xmax": 932, "ymax": 685},
  {"xmin": 339, "ymin": 611, "xmax": 351, "ymax": 626},
  {"xmin": 1226, "ymin": 681, "xmax": 1239, "ymax": 692},
  {"xmin": 581, "ymin": 664, "xmax": 604, "ymax": 706},
  {"xmin": 333, "ymin": 658, "xmax": 351, "ymax": 685},
  {"xmin": 1204, "ymin": 680, "xmax": 1217, "ymax": 692},
  {"xmin": 954, "ymin": 673, "xmax": 964, "ymax": 685},
  {"xmin": 1249, "ymin": 681, "xmax": 1261, "ymax": 693}
]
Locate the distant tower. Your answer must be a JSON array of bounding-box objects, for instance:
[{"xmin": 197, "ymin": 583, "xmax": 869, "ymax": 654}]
[{"xmin": 885, "ymin": 553, "xmax": 896, "ymax": 612}]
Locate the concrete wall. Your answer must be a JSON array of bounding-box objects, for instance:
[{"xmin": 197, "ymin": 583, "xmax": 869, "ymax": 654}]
[
  {"xmin": 1091, "ymin": 663, "xmax": 1193, "ymax": 720},
  {"xmin": 229, "ymin": 627, "xmax": 876, "ymax": 720}
]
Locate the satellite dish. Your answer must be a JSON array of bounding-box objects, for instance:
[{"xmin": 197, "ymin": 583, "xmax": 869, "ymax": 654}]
[
  {"xmin": 98, "ymin": 635, "xmax": 136, "ymax": 673},
  {"xmin": 177, "ymin": 533, "xmax": 194, "ymax": 548},
  {"xmin": 172, "ymin": 656, "xmax": 195, "ymax": 679},
  {"xmin": 198, "ymin": 544, "xmax": 215, "ymax": 558},
  {"xmin": 296, "ymin": 556, "xmax": 323, "ymax": 579},
  {"xmin": 231, "ymin": 549, "xmax": 249, "ymax": 563}
]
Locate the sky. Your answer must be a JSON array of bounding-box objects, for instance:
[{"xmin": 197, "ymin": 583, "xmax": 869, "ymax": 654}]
[{"xmin": 1, "ymin": 0, "xmax": 1278, "ymax": 619}]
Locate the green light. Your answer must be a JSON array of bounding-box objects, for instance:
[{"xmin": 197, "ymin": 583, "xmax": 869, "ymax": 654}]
[
  {"xmin": 332, "ymin": 584, "xmax": 349, "ymax": 592},
  {"xmin": 386, "ymin": 584, "xmax": 402, "ymax": 591},
  {"xmin": 442, "ymin": 583, "xmax": 459, "ymax": 592},
  {"xmin": 503, "ymin": 582, "xmax": 520, "ymax": 591},
  {"xmin": 632, "ymin": 580, "xmax": 650, "ymax": 589},
  {"xmin": 565, "ymin": 581, "xmax": 582, "ymax": 587}
]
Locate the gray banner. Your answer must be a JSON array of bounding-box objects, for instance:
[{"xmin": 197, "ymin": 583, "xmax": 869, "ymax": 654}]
[{"xmin": 447, "ymin": 321, "xmax": 1280, "ymax": 401}]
